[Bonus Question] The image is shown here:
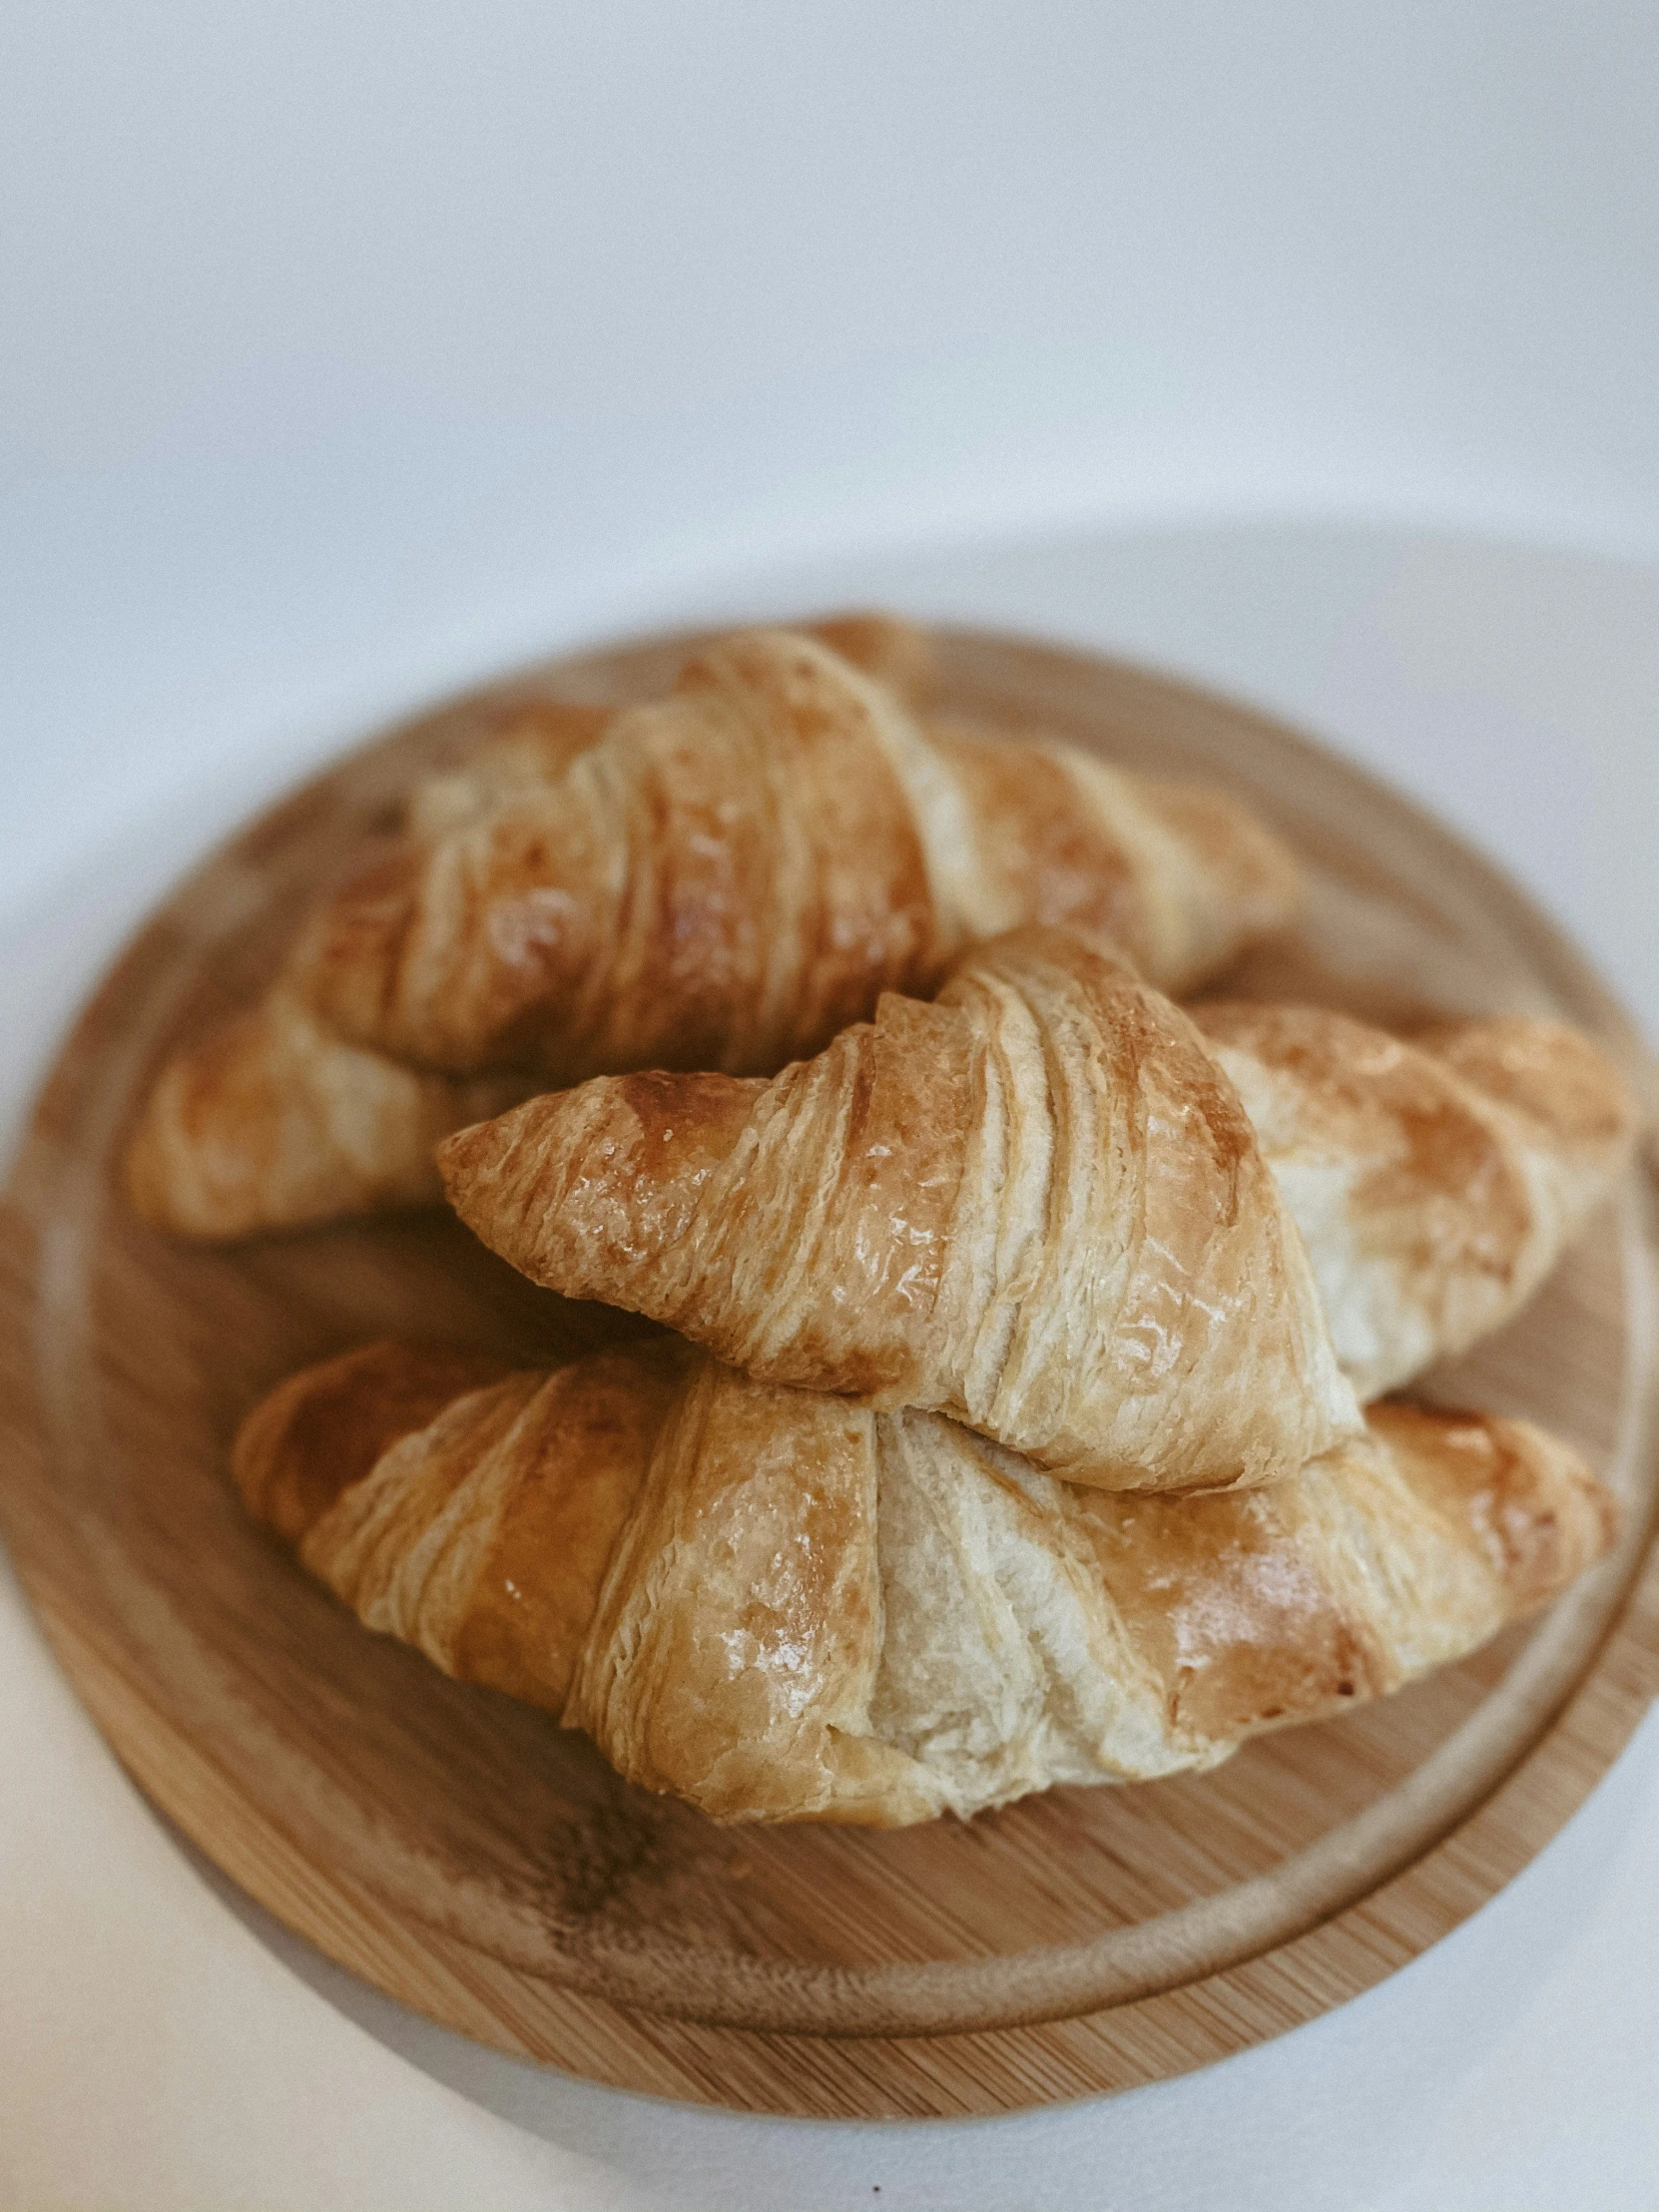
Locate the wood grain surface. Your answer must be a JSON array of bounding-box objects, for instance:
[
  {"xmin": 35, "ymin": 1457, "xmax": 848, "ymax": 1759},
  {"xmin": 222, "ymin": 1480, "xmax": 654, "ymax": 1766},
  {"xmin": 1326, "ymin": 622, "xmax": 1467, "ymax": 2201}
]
[{"xmin": 3, "ymin": 622, "xmax": 1657, "ymax": 2119}]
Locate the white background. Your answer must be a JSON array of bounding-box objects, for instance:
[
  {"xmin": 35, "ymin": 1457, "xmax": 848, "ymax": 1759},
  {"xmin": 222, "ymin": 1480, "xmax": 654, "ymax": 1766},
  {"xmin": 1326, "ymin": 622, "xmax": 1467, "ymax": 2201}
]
[{"xmin": 4, "ymin": 6, "xmax": 1658, "ymax": 2206}]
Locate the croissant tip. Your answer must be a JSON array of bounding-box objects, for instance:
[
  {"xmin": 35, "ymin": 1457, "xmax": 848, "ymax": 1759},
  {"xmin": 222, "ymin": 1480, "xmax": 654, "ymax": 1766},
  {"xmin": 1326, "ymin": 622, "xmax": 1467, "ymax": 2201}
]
[
  {"xmin": 233, "ymin": 1338, "xmax": 523, "ymax": 1546},
  {"xmin": 122, "ymin": 1038, "xmax": 262, "ymax": 1241},
  {"xmin": 434, "ymin": 1114, "xmax": 497, "ymax": 1197},
  {"xmin": 435, "ymin": 1097, "xmax": 549, "ymax": 1237}
]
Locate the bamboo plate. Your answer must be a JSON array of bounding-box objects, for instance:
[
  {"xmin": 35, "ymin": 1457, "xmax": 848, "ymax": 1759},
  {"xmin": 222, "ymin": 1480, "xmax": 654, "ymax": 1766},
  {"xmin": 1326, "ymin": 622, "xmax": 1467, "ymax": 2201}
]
[{"xmin": 3, "ymin": 622, "xmax": 1657, "ymax": 2122}]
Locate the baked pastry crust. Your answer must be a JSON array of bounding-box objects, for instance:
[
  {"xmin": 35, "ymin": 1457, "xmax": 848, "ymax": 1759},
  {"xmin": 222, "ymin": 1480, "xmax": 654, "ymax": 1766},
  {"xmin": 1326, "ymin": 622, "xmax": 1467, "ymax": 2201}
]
[
  {"xmin": 1195, "ymin": 1001, "xmax": 1637, "ymax": 1398},
  {"xmin": 125, "ymin": 979, "xmax": 532, "ymax": 1240},
  {"xmin": 307, "ymin": 628, "xmax": 1299, "ymax": 1079},
  {"xmin": 236, "ymin": 1339, "xmax": 1616, "ymax": 1826},
  {"xmin": 441, "ymin": 927, "xmax": 1363, "ymax": 1491},
  {"xmin": 440, "ymin": 928, "xmax": 1635, "ymax": 1487}
]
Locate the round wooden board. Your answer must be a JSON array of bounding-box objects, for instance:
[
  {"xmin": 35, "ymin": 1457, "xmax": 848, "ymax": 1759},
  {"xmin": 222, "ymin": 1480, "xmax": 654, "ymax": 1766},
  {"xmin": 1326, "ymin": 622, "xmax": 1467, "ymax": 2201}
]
[{"xmin": 3, "ymin": 621, "xmax": 1657, "ymax": 2121}]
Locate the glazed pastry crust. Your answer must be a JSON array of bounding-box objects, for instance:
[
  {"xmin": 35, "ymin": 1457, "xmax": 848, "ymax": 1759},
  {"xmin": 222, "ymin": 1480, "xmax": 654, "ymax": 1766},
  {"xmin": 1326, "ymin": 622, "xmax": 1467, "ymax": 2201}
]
[
  {"xmin": 1195, "ymin": 1002, "xmax": 1637, "ymax": 1398},
  {"xmin": 125, "ymin": 979, "xmax": 534, "ymax": 1239},
  {"xmin": 441, "ymin": 944, "xmax": 1636, "ymax": 1472},
  {"xmin": 235, "ymin": 1340, "xmax": 1616, "ymax": 1827},
  {"xmin": 440, "ymin": 928, "xmax": 1363, "ymax": 1492},
  {"xmin": 307, "ymin": 628, "xmax": 1299, "ymax": 1079}
]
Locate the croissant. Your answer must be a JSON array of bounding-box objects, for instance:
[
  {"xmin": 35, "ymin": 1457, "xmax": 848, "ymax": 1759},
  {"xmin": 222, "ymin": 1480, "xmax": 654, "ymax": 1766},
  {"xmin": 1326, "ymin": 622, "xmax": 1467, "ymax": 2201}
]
[
  {"xmin": 1193, "ymin": 1001, "xmax": 1638, "ymax": 1398},
  {"xmin": 442, "ymin": 926, "xmax": 1363, "ymax": 1491},
  {"xmin": 441, "ymin": 928, "xmax": 1635, "ymax": 1489},
  {"xmin": 306, "ymin": 625, "xmax": 1299, "ymax": 1078},
  {"xmin": 127, "ymin": 621, "xmax": 1298, "ymax": 1239},
  {"xmin": 234, "ymin": 1338, "xmax": 1615, "ymax": 1826}
]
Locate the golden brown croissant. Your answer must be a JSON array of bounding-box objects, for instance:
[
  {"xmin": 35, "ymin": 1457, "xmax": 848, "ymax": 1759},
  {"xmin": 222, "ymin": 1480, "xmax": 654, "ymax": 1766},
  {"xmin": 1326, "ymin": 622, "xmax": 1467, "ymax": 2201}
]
[
  {"xmin": 235, "ymin": 1338, "xmax": 1615, "ymax": 1826},
  {"xmin": 441, "ymin": 929, "xmax": 1635, "ymax": 1486},
  {"xmin": 1193, "ymin": 1001, "xmax": 1638, "ymax": 1400},
  {"xmin": 306, "ymin": 626, "xmax": 1299, "ymax": 1078},
  {"xmin": 127, "ymin": 620, "xmax": 1298, "ymax": 1239},
  {"xmin": 441, "ymin": 926, "xmax": 1363, "ymax": 1492}
]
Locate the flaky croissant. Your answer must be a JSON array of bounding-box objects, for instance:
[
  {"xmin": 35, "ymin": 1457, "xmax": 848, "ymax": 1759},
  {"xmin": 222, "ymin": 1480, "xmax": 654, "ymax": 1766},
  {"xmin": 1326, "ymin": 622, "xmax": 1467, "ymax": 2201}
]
[
  {"xmin": 1193, "ymin": 1001, "xmax": 1638, "ymax": 1399},
  {"xmin": 442, "ymin": 926, "xmax": 1364, "ymax": 1492},
  {"xmin": 442, "ymin": 929, "xmax": 1635, "ymax": 1491},
  {"xmin": 307, "ymin": 625, "xmax": 1298, "ymax": 1078},
  {"xmin": 127, "ymin": 621, "xmax": 1299, "ymax": 1239},
  {"xmin": 234, "ymin": 1338, "xmax": 1615, "ymax": 1827}
]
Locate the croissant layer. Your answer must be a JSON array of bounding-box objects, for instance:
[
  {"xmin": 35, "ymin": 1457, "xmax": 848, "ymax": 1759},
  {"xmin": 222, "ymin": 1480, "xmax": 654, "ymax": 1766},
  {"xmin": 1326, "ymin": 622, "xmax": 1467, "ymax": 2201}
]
[{"xmin": 236, "ymin": 1339, "xmax": 1616, "ymax": 1826}]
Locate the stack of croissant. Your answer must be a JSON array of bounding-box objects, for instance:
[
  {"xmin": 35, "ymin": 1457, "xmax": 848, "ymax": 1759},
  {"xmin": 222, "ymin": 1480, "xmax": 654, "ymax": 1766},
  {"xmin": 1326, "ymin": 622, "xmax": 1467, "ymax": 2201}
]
[{"xmin": 134, "ymin": 619, "xmax": 1639, "ymax": 1826}]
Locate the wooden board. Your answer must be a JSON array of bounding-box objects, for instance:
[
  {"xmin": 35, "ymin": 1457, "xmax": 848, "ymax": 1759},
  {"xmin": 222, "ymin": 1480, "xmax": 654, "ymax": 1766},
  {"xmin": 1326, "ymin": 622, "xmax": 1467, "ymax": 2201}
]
[{"xmin": 2, "ymin": 622, "xmax": 1657, "ymax": 2120}]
